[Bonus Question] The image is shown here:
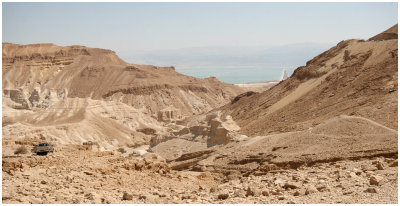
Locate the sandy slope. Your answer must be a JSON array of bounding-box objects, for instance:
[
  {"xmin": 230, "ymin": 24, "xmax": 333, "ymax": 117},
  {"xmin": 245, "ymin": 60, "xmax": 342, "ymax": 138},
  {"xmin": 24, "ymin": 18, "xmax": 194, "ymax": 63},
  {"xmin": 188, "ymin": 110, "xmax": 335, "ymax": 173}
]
[{"xmin": 224, "ymin": 37, "xmax": 397, "ymax": 136}]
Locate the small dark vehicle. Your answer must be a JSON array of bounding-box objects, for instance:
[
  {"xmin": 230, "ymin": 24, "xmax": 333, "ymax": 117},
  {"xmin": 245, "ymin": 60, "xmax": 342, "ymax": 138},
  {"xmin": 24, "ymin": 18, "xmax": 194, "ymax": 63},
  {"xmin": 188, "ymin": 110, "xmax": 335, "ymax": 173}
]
[{"xmin": 33, "ymin": 143, "xmax": 54, "ymax": 155}]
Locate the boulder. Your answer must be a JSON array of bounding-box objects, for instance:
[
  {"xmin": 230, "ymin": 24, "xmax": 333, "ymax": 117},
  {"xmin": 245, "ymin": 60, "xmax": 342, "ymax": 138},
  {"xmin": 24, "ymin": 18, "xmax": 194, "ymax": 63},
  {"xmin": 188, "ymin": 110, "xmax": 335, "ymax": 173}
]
[
  {"xmin": 122, "ymin": 192, "xmax": 133, "ymax": 200},
  {"xmin": 284, "ymin": 182, "xmax": 300, "ymax": 189},
  {"xmin": 305, "ymin": 185, "xmax": 318, "ymax": 195},
  {"xmin": 217, "ymin": 193, "xmax": 229, "ymax": 200},
  {"xmin": 370, "ymin": 175, "xmax": 384, "ymax": 186},
  {"xmin": 4, "ymin": 89, "xmax": 31, "ymax": 109},
  {"xmin": 374, "ymin": 161, "xmax": 385, "ymax": 170},
  {"xmin": 206, "ymin": 115, "xmax": 241, "ymax": 147},
  {"xmin": 365, "ymin": 188, "xmax": 377, "ymax": 193},
  {"xmin": 245, "ymin": 186, "xmax": 261, "ymax": 197},
  {"xmin": 28, "ymin": 89, "xmax": 40, "ymax": 107}
]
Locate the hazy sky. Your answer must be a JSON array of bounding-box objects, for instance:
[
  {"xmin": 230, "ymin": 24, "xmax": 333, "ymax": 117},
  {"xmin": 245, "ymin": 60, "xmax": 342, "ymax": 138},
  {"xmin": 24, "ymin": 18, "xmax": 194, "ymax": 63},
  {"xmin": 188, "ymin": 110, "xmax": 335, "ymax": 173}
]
[{"xmin": 2, "ymin": 2, "xmax": 398, "ymax": 53}]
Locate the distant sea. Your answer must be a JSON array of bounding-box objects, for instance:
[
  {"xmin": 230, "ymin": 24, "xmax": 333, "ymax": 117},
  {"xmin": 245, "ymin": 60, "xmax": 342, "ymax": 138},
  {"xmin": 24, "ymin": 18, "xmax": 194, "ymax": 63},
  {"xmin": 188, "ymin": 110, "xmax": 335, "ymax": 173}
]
[{"xmin": 175, "ymin": 66, "xmax": 294, "ymax": 84}]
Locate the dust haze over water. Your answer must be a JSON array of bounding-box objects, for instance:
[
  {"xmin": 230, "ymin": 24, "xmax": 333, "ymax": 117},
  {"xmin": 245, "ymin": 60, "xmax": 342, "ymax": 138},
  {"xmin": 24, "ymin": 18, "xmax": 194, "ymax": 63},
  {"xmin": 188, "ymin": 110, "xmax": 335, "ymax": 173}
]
[{"xmin": 119, "ymin": 42, "xmax": 336, "ymax": 83}]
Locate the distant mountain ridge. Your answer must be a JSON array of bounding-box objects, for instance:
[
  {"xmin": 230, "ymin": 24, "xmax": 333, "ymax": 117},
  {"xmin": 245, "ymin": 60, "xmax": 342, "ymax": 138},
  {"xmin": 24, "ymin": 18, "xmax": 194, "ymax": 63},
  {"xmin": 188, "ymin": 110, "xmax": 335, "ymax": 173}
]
[{"xmin": 120, "ymin": 42, "xmax": 335, "ymax": 68}]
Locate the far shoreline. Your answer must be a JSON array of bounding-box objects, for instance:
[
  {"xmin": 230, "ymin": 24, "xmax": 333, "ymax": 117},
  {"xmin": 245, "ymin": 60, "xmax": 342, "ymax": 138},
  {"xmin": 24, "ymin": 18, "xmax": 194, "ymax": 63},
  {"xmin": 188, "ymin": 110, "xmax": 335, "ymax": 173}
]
[{"xmin": 234, "ymin": 80, "xmax": 279, "ymax": 87}]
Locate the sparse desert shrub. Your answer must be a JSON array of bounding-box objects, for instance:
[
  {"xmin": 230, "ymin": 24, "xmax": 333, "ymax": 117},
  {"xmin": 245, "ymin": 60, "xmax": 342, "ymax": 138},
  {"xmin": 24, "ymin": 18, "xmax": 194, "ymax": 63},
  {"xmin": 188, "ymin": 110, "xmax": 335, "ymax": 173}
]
[
  {"xmin": 14, "ymin": 146, "xmax": 28, "ymax": 155},
  {"xmin": 118, "ymin": 148, "xmax": 126, "ymax": 154}
]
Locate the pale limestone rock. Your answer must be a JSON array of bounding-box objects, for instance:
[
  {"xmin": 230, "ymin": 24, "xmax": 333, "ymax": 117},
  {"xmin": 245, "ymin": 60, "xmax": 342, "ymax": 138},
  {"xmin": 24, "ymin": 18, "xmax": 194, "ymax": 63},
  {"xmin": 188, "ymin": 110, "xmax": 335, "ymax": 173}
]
[{"xmin": 157, "ymin": 107, "xmax": 182, "ymax": 122}]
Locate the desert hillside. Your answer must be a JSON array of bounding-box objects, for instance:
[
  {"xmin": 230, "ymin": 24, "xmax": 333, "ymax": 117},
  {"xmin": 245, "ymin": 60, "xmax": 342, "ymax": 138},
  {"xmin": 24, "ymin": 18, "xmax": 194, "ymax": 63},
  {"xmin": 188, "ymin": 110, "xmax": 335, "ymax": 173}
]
[
  {"xmin": 223, "ymin": 26, "xmax": 398, "ymax": 136},
  {"xmin": 3, "ymin": 43, "xmax": 243, "ymax": 116},
  {"xmin": 148, "ymin": 25, "xmax": 398, "ymax": 203},
  {"xmin": 2, "ymin": 25, "xmax": 398, "ymax": 204},
  {"xmin": 161, "ymin": 23, "xmax": 398, "ymax": 164},
  {"xmin": 2, "ymin": 43, "xmax": 244, "ymax": 149}
]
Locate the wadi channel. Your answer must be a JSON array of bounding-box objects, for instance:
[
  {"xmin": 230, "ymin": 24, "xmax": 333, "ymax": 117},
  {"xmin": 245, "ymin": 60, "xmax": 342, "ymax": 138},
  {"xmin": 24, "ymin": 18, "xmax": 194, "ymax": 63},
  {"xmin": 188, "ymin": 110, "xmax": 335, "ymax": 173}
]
[{"xmin": 2, "ymin": 24, "xmax": 398, "ymax": 204}]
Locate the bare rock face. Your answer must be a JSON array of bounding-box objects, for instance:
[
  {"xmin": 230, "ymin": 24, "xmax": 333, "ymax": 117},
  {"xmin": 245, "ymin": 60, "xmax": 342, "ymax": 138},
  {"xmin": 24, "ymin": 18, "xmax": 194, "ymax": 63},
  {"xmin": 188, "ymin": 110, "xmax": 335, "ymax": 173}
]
[
  {"xmin": 28, "ymin": 88, "xmax": 40, "ymax": 107},
  {"xmin": 207, "ymin": 118, "xmax": 229, "ymax": 147},
  {"xmin": 150, "ymin": 112, "xmax": 246, "ymax": 150},
  {"xmin": 157, "ymin": 107, "xmax": 182, "ymax": 122},
  {"xmin": 3, "ymin": 89, "xmax": 31, "ymax": 109},
  {"xmin": 207, "ymin": 115, "xmax": 243, "ymax": 147},
  {"xmin": 189, "ymin": 125, "xmax": 209, "ymax": 137},
  {"xmin": 150, "ymin": 134, "xmax": 173, "ymax": 147}
]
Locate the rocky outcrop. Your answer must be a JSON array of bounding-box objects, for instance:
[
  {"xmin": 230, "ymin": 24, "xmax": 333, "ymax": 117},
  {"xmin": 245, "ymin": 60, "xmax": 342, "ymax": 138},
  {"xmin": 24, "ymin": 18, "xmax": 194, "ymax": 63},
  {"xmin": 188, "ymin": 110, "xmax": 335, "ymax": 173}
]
[
  {"xmin": 157, "ymin": 107, "xmax": 182, "ymax": 122},
  {"xmin": 207, "ymin": 115, "xmax": 242, "ymax": 147},
  {"xmin": 150, "ymin": 112, "xmax": 246, "ymax": 151},
  {"xmin": 231, "ymin": 91, "xmax": 258, "ymax": 104},
  {"xmin": 3, "ymin": 89, "xmax": 31, "ymax": 109}
]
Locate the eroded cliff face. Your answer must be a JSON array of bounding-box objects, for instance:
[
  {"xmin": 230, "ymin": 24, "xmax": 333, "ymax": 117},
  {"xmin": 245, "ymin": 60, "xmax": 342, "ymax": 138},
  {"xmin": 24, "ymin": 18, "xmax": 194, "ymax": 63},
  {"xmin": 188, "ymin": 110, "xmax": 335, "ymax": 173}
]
[
  {"xmin": 2, "ymin": 43, "xmax": 244, "ymax": 148},
  {"xmin": 2, "ymin": 43, "xmax": 243, "ymax": 116}
]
